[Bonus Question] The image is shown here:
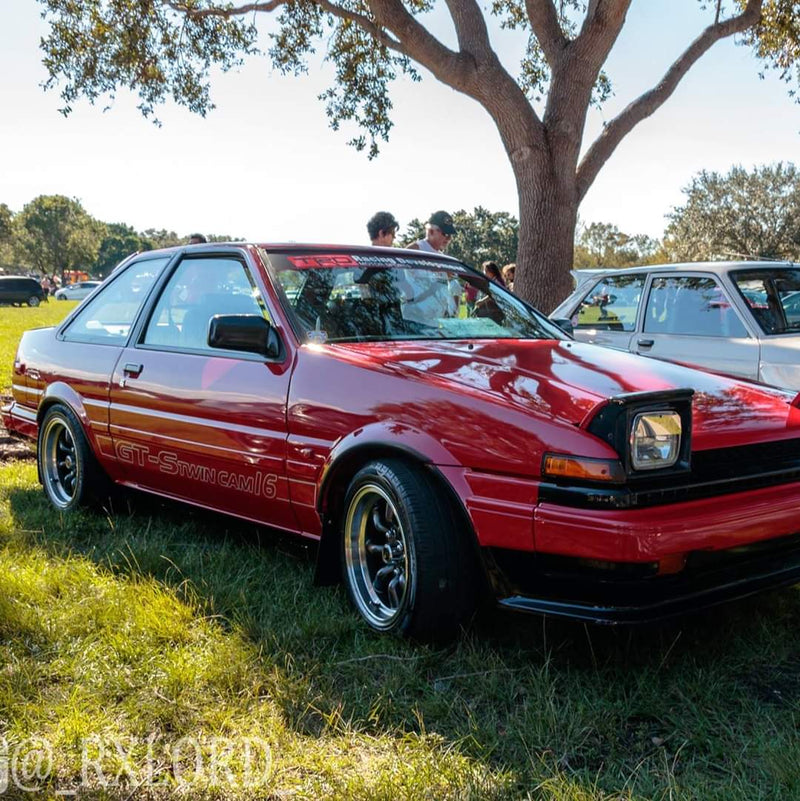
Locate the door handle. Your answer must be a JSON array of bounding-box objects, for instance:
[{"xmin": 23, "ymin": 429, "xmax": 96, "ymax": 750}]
[
  {"xmin": 637, "ymin": 339, "xmax": 654, "ymax": 349},
  {"xmin": 123, "ymin": 363, "xmax": 143, "ymax": 377}
]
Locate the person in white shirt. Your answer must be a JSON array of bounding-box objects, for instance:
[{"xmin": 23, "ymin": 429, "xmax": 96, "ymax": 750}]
[{"xmin": 408, "ymin": 210, "xmax": 457, "ymax": 253}]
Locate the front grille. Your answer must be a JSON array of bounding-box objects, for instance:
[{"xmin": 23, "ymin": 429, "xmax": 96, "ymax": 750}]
[
  {"xmin": 692, "ymin": 437, "xmax": 800, "ymax": 480},
  {"xmin": 540, "ymin": 437, "xmax": 800, "ymax": 509},
  {"xmin": 637, "ymin": 437, "xmax": 800, "ymax": 506}
]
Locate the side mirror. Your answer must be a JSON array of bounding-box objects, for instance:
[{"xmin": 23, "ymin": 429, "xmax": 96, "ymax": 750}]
[
  {"xmin": 551, "ymin": 317, "xmax": 574, "ymax": 336},
  {"xmin": 208, "ymin": 314, "xmax": 282, "ymax": 358}
]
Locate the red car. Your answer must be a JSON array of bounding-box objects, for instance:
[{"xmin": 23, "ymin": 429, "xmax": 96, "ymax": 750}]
[{"xmin": 5, "ymin": 243, "xmax": 800, "ymax": 639}]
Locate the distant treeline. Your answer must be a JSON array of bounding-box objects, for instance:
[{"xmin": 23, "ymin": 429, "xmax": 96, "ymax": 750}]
[
  {"xmin": 0, "ymin": 195, "xmax": 241, "ymax": 279},
  {"xmin": 3, "ymin": 163, "xmax": 797, "ymax": 279}
]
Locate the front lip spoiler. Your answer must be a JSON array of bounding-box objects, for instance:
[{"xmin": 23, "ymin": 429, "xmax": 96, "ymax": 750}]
[{"xmin": 496, "ymin": 550, "xmax": 800, "ymax": 625}]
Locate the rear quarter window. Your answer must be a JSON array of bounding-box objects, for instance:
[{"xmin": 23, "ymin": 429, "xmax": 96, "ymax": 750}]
[{"xmin": 62, "ymin": 257, "xmax": 171, "ymax": 344}]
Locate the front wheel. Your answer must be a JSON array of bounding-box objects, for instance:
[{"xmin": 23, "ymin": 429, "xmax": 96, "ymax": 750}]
[
  {"xmin": 27, "ymin": 295, "xmax": 40, "ymax": 307},
  {"xmin": 341, "ymin": 459, "xmax": 475, "ymax": 640},
  {"xmin": 38, "ymin": 404, "xmax": 107, "ymax": 511}
]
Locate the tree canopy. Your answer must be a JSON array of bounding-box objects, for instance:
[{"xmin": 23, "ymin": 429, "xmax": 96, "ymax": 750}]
[
  {"xmin": 0, "ymin": 204, "xmax": 12, "ymax": 245},
  {"xmin": 15, "ymin": 195, "xmax": 104, "ymax": 280},
  {"xmin": 96, "ymin": 223, "xmax": 152, "ymax": 275},
  {"xmin": 0, "ymin": 197, "xmax": 243, "ymax": 277},
  {"xmin": 664, "ymin": 162, "xmax": 800, "ymax": 262},
  {"xmin": 34, "ymin": 1, "xmax": 800, "ymax": 310},
  {"xmin": 574, "ymin": 221, "xmax": 663, "ymax": 268}
]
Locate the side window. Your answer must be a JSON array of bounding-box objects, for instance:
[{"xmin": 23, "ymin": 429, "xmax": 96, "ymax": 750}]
[
  {"xmin": 574, "ymin": 274, "xmax": 644, "ymax": 332},
  {"xmin": 142, "ymin": 257, "xmax": 267, "ymax": 351},
  {"xmin": 735, "ymin": 277, "xmax": 781, "ymax": 333},
  {"xmin": 644, "ymin": 276, "xmax": 748, "ymax": 337},
  {"xmin": 63, "ymin": 258, "xmax": 170, "ymax": 344}
]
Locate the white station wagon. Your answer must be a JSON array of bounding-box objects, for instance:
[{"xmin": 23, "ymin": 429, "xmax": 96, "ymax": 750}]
[{"xmin": 550, "ymin": 261, "xmax": 800, "ymax": 390}]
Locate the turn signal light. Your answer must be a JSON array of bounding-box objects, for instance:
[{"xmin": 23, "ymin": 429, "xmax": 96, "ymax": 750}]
[{"xmin": 543, "ymin": 453, "xmax": 625, "ymax": 483}]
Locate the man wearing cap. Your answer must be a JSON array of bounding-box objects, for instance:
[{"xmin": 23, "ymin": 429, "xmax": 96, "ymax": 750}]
[
  {"xmin": 400, "ymin": 210, "xmax": 460, "ymax": 323},
  {"xmin": 409, "ymin": 210, "xmax": 457, "ymax": 252}
]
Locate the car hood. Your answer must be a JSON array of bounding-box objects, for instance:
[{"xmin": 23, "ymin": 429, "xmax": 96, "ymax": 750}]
[{"xmin": 337, "ymin": 339, "xmax": 800, "ymax": 450}]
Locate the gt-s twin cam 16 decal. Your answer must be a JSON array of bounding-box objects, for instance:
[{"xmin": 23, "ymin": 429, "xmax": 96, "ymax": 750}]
[{"xmin": 114, "ymin": 441, "xmax": 278, "ymax": 498}]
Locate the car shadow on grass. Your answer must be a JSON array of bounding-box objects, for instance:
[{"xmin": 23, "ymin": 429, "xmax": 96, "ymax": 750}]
[{"xmin": 6, "ymin": 479, "xmax": 800, "ymax": 799}]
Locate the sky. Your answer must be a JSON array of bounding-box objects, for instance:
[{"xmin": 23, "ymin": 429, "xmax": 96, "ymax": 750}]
[{"xmin": 1, "ymin": 0, "xmax": 798, "ymax": 246}]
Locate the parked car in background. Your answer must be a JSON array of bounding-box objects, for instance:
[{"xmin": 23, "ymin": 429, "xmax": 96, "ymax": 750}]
[
  {"xmin": 0, "ymin": 275, "xmax": 46, "ymax": 306},
  {"xmin": 54, "ymin": 280, "xmax": 102, "ymax": 301},
  {"xmin": 7, "ymin": 245, "xmax": 800, "ymax": 639},
  {"xmin": 551, "ymin": 261, "xmax": 800, "ymax": 390}
]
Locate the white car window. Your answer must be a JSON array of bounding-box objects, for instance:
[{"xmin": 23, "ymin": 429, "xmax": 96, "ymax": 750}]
[
  {"xmin": 573, "ymin": 274, "xmax": 645, "ymax": 332},
  {"xmin": 63, "ymin": 258, "xmax": 170, "ymax": 344},
  {"xmin": 732, "ymin": 268, "xmax": 800, "ymax": 334},
  {"xmin": 644, "ymin": 276, "xmax": 747, "ymax": 338}
]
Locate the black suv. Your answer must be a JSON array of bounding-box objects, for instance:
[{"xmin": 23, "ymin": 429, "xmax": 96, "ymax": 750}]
[{"xmin": 0, "ymin": 276, "xmax": 46, "ymax": 307}]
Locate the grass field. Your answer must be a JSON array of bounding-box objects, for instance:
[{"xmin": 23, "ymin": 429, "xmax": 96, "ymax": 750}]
[
  {"xmin": 0, "ymin": 300, "xmax": 78, "ymax": 394},
  {"xmin": 2, "ymin": 305, "xmax": 800, "ymax": 798}
]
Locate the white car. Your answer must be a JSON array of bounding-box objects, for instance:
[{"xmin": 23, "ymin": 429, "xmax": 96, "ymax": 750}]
[
  {"xmin": 54, "ymin": 280, "xmax": 102, "ymax": 301},
  {"xmin": 550, "ymin": 261, "xmax": 800, "ymax": 390}
]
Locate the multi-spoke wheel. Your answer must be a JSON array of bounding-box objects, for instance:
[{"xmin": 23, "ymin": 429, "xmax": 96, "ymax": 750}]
[
  {"xmin": 27, "ymin": 295, "xmax": 40, "ymax": 307},
  {"xmin": 341, "ymin": 459, "xmax": 476, "ymax": 640},
  {"xmin": 344, "ymin": 483, "xmax": 412, "ymax": 630},
  {"xmin": 38, "ymin": 404, "xmax": 107, "ymax": 511}
]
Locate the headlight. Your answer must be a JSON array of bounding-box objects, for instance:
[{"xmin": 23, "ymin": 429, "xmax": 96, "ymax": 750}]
[{"xmin": 630, "ymin": 411, "xmax": 681, "ymax": 470}]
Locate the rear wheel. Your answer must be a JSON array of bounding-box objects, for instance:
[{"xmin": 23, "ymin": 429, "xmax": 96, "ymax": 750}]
[
  {"xmin": 27, "ymin": 295, "xmax": 40, "ymax": 307},
  {"xmin": 341, "ymin": 459, "xmax": 475, "ymax": 640},
  {"xmin": 38, "ymin": 404, "xmax": 108, "ymax": 511}
]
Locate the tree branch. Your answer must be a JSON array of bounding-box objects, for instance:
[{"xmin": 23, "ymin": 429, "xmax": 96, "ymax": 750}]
[
  {"xmin": 573, "ymin": 0, "xmax": 631, "ymax": 76},
  {"xmin": 165, "ymin": 0, "xmax": 541, "ymax": 151},
  {"xmin": 576, "ymin": 0, "xmax": 763, "ymax": 200},
  {"xmin": 364, "ymin": 0, "xmax": 485, "ymax": 92},
  {"xmin": 164, "ymin": 1, "xmax": 285, "ymax": 19},
  {"xmin": 313, "ymin": 0, "xmax": 406, "ymax": 56},
  {"xmin": 164, "ymin": 0, "xmax": 435, "ymax": 71},
  {"xmin": 445, "ymin": 0, "xmax": 494, "ymax": 61},
  {"xmin": 526, "ymin": 0, "xmax": 567, "ymax": 67}
]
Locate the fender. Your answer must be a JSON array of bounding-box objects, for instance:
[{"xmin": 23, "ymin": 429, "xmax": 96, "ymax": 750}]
[
  {"xmin": 315, "ymin": 420, "xmax": 461, "ymax": 515},
  {"xmin": 38, "ymin": 381, "xmax": 107, "ymax": 458},
  {"xmin": 312, "ymin": 421, "xmax": 470, "ymax": 586}
]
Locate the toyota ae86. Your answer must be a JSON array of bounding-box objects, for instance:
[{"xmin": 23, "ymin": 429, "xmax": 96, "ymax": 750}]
[{"xmin": 6, "ymin": 243, "xmax": 800, "ymax": 640}]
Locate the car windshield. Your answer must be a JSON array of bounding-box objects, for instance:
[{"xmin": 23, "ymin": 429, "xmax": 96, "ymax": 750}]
[
  {"xmin": 731, "ymin": 268, "xmax": 800, "ymax": 334},
  {"xmin": 264, "ymin": 250, "xmax": 564, "ymax": 343}
]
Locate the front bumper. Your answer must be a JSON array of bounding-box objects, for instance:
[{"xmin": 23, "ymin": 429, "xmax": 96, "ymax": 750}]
[
  {"xmin": 488, "ymin": 476, "xmax": 800, "ymax": 624},
  {"xmin": 495, "ymin": 531, "xmax": 800, "ymax": 623},
  {"xmin": 534, "ymin": 479, "xmax": 800, "ymax": 562}
]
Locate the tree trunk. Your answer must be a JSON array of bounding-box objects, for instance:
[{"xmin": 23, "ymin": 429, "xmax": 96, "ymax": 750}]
[{"xmin": 511, "ymin": 148, "xmax": 578, "ymax": 314}]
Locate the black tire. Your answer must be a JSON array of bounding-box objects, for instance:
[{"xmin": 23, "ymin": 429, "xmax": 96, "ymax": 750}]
[
  {"xmin": 341, "ymin": 458, "xmax": 475, "ymax": 641},
  {"xmin": 27, "ymin": 295, "xmax": 40, "ymax": 307},
  {"xmin": 38, "ymin": 404, "xmax": 109, "ymax": 511}
]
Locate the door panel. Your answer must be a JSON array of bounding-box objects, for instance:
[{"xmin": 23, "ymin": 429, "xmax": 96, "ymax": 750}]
[
  {"xmin": 635, "ymin": 274, "xmax": 760, "ymax": 380},
  {"xmin": 108, "ymin": 254, "xmax": 298, "ymax": 532},
  {"xmin": 109, "ymin": 350, "xmax": 296, "ymax": 530},
  {"xmin": 632, "ymin": 333, "xmax": 760, "ymax": 380}
]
